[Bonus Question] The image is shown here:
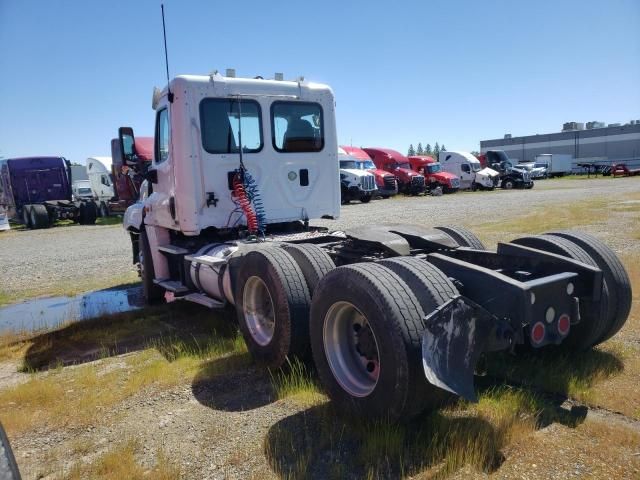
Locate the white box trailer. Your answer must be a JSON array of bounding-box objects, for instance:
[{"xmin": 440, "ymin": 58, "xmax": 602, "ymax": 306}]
[{"xmin": 534, "ymin": 154, "xmax": 572, "ymax": 177}]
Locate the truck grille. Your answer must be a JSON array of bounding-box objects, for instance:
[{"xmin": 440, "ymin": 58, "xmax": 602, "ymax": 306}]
[
  {"xmin": 411, "ymin": 176, "xmax": 425, "ymax": 187},
  {"xmin": 383, "ymin": 176, "xmax": 396, "ymax": 190},
  {"xmin": 361, "ymin": 175, "xmax": 376, "ymax": 191},
  {"xmin": 450, "ymin": 178, "xmax": 460, "ymax": 188}
]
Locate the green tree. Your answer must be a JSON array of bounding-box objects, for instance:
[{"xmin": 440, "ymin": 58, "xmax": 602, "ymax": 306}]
[
  {"xmin": 416, "ymin": 142, "xmax": 423, "ymax": 155},
  {"xmin": 425, "ymin": 143, "xmax": 432, "ymax": 155},
  {"xmin": 440, "ymin": 144, "xmax": 446, "ymax": 152},
  {"xmin": 407, "ymin": 144, "xmax": 416, "ymax": 156},
  {"xmin": 433, "ymin": 142, "xmax": 440, "ymax": 156}
]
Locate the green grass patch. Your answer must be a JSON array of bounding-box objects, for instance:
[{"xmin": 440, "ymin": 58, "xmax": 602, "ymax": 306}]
[
  {"xmin": 483, "ymin": 344, "xmax": 625, "ymax": 404},
  {"xmin": 270, "ymin": 358, "xmax": 325, "ymax": 406}
]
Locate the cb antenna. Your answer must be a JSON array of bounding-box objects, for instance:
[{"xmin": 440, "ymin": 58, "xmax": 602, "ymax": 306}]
[{"xmin": 161, "ymin": 4, "xmax": 174, "ymax": 103}]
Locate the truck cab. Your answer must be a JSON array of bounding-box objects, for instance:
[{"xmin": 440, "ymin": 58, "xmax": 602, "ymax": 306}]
[
  {"xmin": 338, "ymin": 147, "xmax": 377, "ymax": 203},
  {"xmin": 483, "ymin": 150, "xmax": 534, "ymax": 189},
  {"xmin": 341, "ymin": 146, "xmax": 398, "ymax": 198},
  {"xmin": 407, "ymin": 155, "xmax": 460, "ymax": 193},
  {"xmin": 363, "ymin": 147, "xmax": 425, "ymax": 194},
  {"xmin": 438, "ymin": 151, "xmax": 499, "ymax": 190}
]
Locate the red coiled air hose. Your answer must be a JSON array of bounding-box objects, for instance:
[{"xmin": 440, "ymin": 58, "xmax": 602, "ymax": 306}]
[{"xmin": 232, "ymin": 173, "xmax": 258, "ymax": 233}]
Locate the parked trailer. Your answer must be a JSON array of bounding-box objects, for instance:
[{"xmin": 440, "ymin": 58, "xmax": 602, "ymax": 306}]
[
  {"xmin": 0, "ymin": 157, "xmax": 97, "ymax": 229},
  {"xmin": 123, "ymin": 72, "xmax": 631, "ymax": 420}
]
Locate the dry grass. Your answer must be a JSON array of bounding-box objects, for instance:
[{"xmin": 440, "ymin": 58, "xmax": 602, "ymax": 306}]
[
  {"xmin": 64, "ymin": 439, "xmax": 181, "ymax": 480},
  {"xmin": 0, "ymin": 305, "xmax": 249, "ymax": 436}
]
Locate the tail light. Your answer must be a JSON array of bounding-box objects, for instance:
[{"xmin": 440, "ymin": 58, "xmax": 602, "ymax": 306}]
[
  {"xmin": 557, "ymin": 314, "xmax": 570, "ymax": 336},
  {"xmin": 530, "ymin": 322, "xmax": 546, "ymax": 345}
]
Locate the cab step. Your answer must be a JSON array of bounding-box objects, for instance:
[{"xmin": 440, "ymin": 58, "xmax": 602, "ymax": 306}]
[
  {"xmin": 158, "ymin": 245, "xmax": 190, "ymax": 255},
  {"xmin": 153, "ymin": 279, "xmax": 190, "ymax": 295},
  {"xmin": 184, "ymin": 293, "xmax": 226, "ymax": 309}
]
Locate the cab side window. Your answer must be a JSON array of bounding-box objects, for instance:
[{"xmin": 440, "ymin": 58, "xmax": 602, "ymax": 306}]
[
  {"xmin": 155, "ymin": 108, "xmax": 170, "ymax": 163},
  {"xmin": 461, "ymin": 164, "xmax": 471, "ymax": 173}
]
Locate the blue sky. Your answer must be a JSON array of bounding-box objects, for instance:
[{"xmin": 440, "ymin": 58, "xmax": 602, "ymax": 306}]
[{"xmin": 1, "ymin": 0, "xmax": 638, "ymax": 163}]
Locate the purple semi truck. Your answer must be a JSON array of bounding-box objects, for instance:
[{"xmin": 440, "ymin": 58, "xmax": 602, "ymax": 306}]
[{"xmin": 0, "ymin": 157, "xmax": 97, "ymax": 229}]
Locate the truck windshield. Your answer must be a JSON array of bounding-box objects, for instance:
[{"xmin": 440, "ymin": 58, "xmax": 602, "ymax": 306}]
[
  {"xmin": 397, "ymin": 162, "xmax": 411, "ymax": 169},
  {"xmin": 340, "ymin": 160, "xmax": 359, "ymax": 169},
  {"xmin": 427, "ymin": 163, "xmax": 441, "ymax": 174},
  {"xmin": 360, "ymin": 160, "xmax": 375, "ymax": 170},
  {"xmin": 472, "ymin": 163, "xmax": 481, "ymax": 172},
  {"xmin": 77, "ymin": 188, "xmax": 92, "ymax": 195}
]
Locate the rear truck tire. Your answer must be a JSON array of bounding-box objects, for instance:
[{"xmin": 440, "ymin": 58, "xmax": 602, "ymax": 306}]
[
  {"xmin": 30, "ymin": 204, "xmax": 50, "ymax": 229},
  {"xmin": 235, "ymin": 248, "xmax": 312, "ymax": 368},
  {"xmin": 310, "ymin": 262, "xmax": 435, "ymax": 420},
  {"xmin": 78, "ymin": 202, "xmax": 97, "ymax": 225},
  {"xmin": 510, "ymin": 234, "xmax": 611, "ymax": 350},
  {"xmin": 360, "ymin": 195, "xmax": 372, "ymax": 203},
  {"xmin": 139, "ymin": 227, "xmax": 163, "ymax": 305},
  {"xmin": 546, "ymin": 231, "xmax": 632, "ymax": 343},
  {"xmin": 525, "ymin": 182, "xmax": 534, "ymax": 189},
  {"xmin": 502, "ymin": 178, "xmax": 515, "ymax": 190},
  {"xmin": 280, "ymin": 243, "xmax": 335, "ymax": 297},
  {"xmin": 433, "ymin": 225, "xmax": 486, "ymax": 250},
  {"xmin": 381, "ymin": 195, "xmax": 390, "ymax": 199},
  {"xmin": 22, "ymin": 205, "xmax": 32, "ymax": 228}
]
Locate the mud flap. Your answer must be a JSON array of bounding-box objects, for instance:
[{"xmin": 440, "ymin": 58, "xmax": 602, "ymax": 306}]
[{"xmin": 422, "ymin": 296, "xmax": 515, "ymax": 402}]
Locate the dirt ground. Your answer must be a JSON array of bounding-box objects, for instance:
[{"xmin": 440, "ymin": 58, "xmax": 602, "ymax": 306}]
[{"xmin": 1, "ymin": 176, "xmax": 639, "ymax": 479}]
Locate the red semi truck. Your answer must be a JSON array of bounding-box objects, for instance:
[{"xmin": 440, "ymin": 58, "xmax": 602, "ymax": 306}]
[
  {"xmin": 363, "ymin": 147, "xmax": 426, "ymax": 195},
  {"xmin": 340, "ymin": 146, "xmax": 398, "ymax": 198},
  {"xmin": 408, "ymin": 155, "xmax": 460, "ymax": 193}
]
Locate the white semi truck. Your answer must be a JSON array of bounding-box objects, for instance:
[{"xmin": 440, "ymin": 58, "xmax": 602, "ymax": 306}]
[
  {"xmin": 438, "ymin": 151, "xmax": 500, "ymax": 190},
  {"xmin": 122, "ymin": 71, "xmax": 631, "ymax": 420},
  {"xmin": 338, "ymin": 147, "xmax": 377, "ymax": 203}
]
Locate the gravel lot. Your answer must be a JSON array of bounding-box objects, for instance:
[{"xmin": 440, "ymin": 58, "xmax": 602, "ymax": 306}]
[
  {"xmin": 1, "ymin": 176, "xmax": 638, "ymax": 302},
  {"xmin": 1, "ymin": 176, "xmax": 639, "ymax": 479}
]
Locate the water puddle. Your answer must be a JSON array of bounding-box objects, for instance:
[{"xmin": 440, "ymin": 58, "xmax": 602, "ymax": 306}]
[{"xmin": 0, "ymin": 286, "xmax": 143, "ymax": 334}]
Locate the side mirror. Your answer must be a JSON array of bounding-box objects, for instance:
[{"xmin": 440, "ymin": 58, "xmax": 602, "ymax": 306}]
[
  {"xmin": 118, "ymin": 127, "xmax": 136, "ymax": 166},
  {"xmin": 146, "ymin": 169, "xmax": 158, "ymax": 184},
  {"xmin": 0, "ymin": 423, "xmax": 21, "ymax": 480}
]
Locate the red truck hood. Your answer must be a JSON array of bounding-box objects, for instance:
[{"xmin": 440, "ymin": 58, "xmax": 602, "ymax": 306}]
[
  {"xmin": 431, "ymin": 171, "xmax": 458, "ymax": 182},
  {"xmin": 135, "ymin": 137, "xmax": 154, "ymax": 161},
  {"xmin": 368, "ymin": 168, "xmax": 393, "ymax": 180},
  {"xmin": 394, "ymin": 168, "xmax": 421, "ymax": 181}
]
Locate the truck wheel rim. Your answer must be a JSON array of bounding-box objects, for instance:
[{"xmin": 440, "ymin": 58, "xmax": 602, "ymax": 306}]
[
  {"xmin": 243, "ymin": 276, "xmax": 276, "ymax": 346},
  {"xmin": 323, "ymin": 301, "xmax": 380, "ymax": 397}
]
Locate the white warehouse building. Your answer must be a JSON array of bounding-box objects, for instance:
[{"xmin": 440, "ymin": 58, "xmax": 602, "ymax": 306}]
[{"xmin": 480, "ymin": 122, "xmax": 640, "ymax": 170}]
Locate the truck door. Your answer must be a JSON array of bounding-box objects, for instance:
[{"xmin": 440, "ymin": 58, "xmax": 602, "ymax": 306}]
[
  {"xmin": 145, "ymin": 107, "xmax": 176, "ymax": 228},
  {"xmin": 459, "ymin": 162, "xmax": 474, "ymax": 189}
]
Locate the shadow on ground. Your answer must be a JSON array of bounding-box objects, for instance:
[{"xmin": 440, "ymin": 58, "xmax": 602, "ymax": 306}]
[
  {"xmin": 482, "ymin": 346, "xmax": 624, "ymax": 397},
  {"xmin": 263, "ymin": 389, "xmax": 588, "ymax": 480},
  {"xmin": 19, "ymin": 300, "xmax": 236, "ymax": 371},
  {"xmin": 262, "ymin": 345, "xmax": 625, "ymax": 479}
]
